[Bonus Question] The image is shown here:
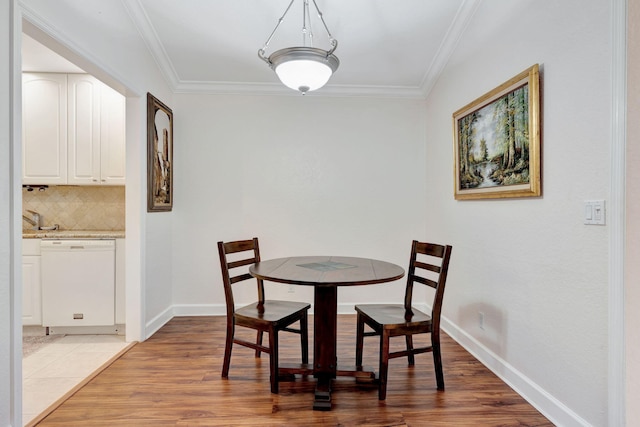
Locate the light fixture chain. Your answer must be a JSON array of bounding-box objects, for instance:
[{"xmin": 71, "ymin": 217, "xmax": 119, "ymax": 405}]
[
  {"xmin": 259, "ymin": 0, "xmax": 296, "ymax": 59},
  {"xmin": 259, "ymin": 0, "xmax": 337, "ymax": 62},
  {"xmin": 311, "ymin": 0, "xmax": 335, "ymax": 42},
  {"xmin": 303, "ymin": 0, "xmax": 314, "ymax": 48}
]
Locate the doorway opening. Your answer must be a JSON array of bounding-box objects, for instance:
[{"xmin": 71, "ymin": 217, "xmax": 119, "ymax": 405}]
[{"xmin": 18, "ymin": 21, "xmax": 141, "ymax": 426}]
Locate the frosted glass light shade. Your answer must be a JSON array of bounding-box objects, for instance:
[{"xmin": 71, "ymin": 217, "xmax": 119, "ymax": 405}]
[
  {"xmin": 268, "ymin": 47, "xmax": 339, "ymax": 94},
  {"xmin": 275, "ymin": 60, "xmax": 332, "ymax": 93}
]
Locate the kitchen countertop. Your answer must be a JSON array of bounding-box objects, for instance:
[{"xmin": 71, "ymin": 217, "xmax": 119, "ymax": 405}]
[{"xmin": 23, "ymin": 229, "xmax": 125, "ymax": 239}]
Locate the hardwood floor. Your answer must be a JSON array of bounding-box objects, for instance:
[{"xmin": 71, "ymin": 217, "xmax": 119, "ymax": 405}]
[{"xmin": 35, "ymin": 315, "xmax": 553, "ymax": 426}]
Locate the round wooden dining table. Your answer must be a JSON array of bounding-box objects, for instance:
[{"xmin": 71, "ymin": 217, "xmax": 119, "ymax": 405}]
[{"xmin": 249, "ymin": 255, "xmax": 405, "ymax": 410}]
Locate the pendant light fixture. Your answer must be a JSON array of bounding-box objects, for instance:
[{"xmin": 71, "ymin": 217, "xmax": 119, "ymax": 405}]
[{"xmin": 258, "ymin": 0, "xmax": 339, "ymax": 95}]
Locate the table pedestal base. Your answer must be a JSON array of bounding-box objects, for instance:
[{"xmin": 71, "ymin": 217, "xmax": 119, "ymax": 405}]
[
  {"xmin": 277, "ymin": 283, "xmax": 381, "ymax": 410},
  {"xmin": 313, "ymin": 378, "xmax": 332, "ymax": 411},
  {"xmin": 279, "ymin": 364, "xmax": 378, "ymax": 410}
]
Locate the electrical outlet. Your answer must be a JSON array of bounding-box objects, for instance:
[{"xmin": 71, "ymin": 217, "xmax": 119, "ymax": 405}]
[
  {"xmin": 288, "ymin": 284, "xmax": 295, "ymax": 293},
  {"xmin": 478, "ymin": 312, "xmax": 485, "ymax": 330}
]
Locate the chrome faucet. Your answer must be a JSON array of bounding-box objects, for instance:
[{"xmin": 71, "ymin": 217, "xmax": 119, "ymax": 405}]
[{"xmin": 22, "ymin": 210, "xmax": 40, "ymax": 230}]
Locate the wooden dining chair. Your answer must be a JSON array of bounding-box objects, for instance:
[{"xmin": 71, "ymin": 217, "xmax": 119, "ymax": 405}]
[
  {"xmin": 355, "ymin": 240, "xmax": 453, "ymax": 400},
  {"xmin": 218, "ymin": 237, "xmax": 310, "ymax": 394}
]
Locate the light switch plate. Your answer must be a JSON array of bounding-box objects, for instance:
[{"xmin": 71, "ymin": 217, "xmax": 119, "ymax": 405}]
[{"xmin": 584, "ymin": 200, "xmax": 606, "ymax": 225}]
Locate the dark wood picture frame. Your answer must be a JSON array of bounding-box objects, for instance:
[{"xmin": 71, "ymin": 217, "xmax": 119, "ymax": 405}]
[
  {"xmin": 453, "ymin": 64, "xmax": 541, "ymax": 200},
  {"xmin": 147, "ymin": 92, "xmax": 173, "ymax": 212}
]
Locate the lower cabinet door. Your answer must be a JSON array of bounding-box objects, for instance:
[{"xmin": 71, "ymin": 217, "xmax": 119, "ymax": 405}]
[{"xmin": 22, "ymin": 255, "xmax": 42, "ymax": 326}]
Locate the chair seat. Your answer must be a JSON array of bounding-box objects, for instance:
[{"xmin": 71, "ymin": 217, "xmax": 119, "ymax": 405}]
[
  {"xmin": 236, "ymin": 300, "xmax": 311, "ymax": 324},
  {"xmin": 355, "ymin": 304, "xmax": 432, "ymax": 329}
]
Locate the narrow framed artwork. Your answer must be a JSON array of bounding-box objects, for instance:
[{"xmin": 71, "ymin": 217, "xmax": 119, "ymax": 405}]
[
  {"xmin": 453, "ymin": 64, "xmax": 541, "ymax": 200},
  {"xmin": 147, "ymin": 92, "xmax": 173, "ymax": 212}
]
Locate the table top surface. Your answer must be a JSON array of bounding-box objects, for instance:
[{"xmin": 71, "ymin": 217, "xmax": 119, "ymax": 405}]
[{"xmin": 249, "ymin": 256, "xmax": 405, "ymax": 287}]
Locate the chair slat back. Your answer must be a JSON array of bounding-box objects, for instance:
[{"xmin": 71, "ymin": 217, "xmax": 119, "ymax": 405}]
[
  {"xmin": 403, "ymin": 240, "xmax": 453, "ymax": 329},
  {"xmin": 217, "ymin": 238, "xmax": 264, "ymax": 316},
  {"xmin": 227, "ymin": 258, "xmax": 256, "ymax": 270}
]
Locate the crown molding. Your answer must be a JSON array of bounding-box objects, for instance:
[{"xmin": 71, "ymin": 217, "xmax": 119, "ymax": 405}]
[
  {"xmin": 174, "ymin": 79, "xmax": 428, "ymax": 99},
  {"xmin": 121, "ymin": 0, "xmax": 180, "ymax": 90},
  {"xmin": 419, "ymin": 0, "xmax": 482, "ymax": 98}
]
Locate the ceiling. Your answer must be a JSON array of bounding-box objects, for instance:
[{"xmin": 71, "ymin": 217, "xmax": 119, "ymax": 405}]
[{"xmin": 22, "ymin": 0, "xmax": 480, "ymax": 98}]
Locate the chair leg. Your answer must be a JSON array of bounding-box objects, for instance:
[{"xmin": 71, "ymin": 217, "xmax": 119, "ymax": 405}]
[
  {"xmin": 432, "ymin": 333, "xmax": 445, "ymax": 390},
  {"xmin": 222, "ymin": 319, "xmax": 234, "ymax": 378},
  {"xmin": 269, "ymin": 328, "xmax": 279, "ymax": 394},
  {"xmin": 300, "ymin": 313, "xmax": 309, "ymax": 364},
  {"xmin": 255, "ymin": 330, "xmax": 263, "ymax": 358},
  {"xmin": 378, "ymin": 331, "xmax": 390, "ymax": 400},
  {"xmin": 406, "ymin": 335, "xmax": 415, "ymax": 366}
]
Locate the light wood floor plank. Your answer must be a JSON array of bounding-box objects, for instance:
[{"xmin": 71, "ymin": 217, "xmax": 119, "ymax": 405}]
[{"xmin": 35, "ymin": 315, "xmax": 553, "ymax": 426}]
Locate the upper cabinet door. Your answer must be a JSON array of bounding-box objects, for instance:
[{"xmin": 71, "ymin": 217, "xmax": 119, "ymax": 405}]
[
  {"xmin": 22, "ymin": 73, "xmax": 68, "ymax": 185},
  {"xmin": 67, "ymin": 74, "xmax": 101, "ymax": 185},
  {"xmin": 99, "ymin": 84, "xmax": 126, "ymax": 185}
]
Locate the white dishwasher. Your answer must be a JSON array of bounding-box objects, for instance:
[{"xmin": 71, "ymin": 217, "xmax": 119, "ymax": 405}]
[{"xmin": 41, "ymin": 239, "xmax": 115, "ymax": 327}]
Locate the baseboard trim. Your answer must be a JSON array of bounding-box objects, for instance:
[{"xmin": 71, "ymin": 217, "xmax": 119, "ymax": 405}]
[
  {"xmin": 144, "ymin": 305, "xmax": 227, "ymax": 338},
  {"xmin": 144, "ymin": 306, "xmax": 174, "ymax": 339},
  {"xmin": 172, "ymin": 304, "xmax": 226, "ymax": 317},
  {"xmin": 440, "ymin": 316, "xmax": 591, "ymax": 427}
]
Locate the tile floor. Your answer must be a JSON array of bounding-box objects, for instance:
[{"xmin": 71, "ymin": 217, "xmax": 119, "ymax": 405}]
[{"xmin": 22, "ymin": 330, "xmax": 129, "ymax": 426}]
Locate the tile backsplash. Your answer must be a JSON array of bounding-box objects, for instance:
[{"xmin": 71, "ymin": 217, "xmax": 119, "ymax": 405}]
[{"xmin": 23, "ymin": 186, "xmax": 125, "ymax": 231}]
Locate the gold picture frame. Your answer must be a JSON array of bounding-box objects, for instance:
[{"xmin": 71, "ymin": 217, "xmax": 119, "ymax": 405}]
[
  {"xmin": 147, "ymin": 93, "xmax": 173, "ymax": 212},
  {"xmin": 453, "ymin": 64, "xmax": 541, "ymax": 200}
]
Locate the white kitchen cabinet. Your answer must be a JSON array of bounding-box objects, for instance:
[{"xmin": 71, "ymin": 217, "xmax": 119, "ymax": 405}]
[
  {"xmin": 67, "ymin": 74, "xmax": 101, "ymax": 185},
  {"xmin": 67, "ymin": 74, "xmax": 126, "ymax": 185},
  {"xmin": 22, "ymin": 72, "xmax": 125, "ymax": 186},
  {"xmin": 99, "ymin": 84, "xmax": 126, "ymax": 185},
  {"xmin": 22, "ymin": 73, "xmax": 68, "ymax": 185},
  {"xmin": 22, "ymin": 240, "xmax": 42, "ymax": 325}
]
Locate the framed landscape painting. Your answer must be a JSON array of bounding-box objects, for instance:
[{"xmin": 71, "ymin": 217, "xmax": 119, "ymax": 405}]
[
  {"xmin": 147, "ymin": 92, "xmax": 173, "ymax": 212},
  {"xmin": 453, "ymin": 64, "xmax": 541, "ymax": 200}
]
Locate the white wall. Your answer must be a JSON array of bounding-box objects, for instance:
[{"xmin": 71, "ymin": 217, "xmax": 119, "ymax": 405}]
[
  {"xmin": 171, "ymin": 94, "xmax": 428, "ymax": 313},
  {"xmin": 424, "ymin": 1, "xmax": 610, "ymax": 426}
]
